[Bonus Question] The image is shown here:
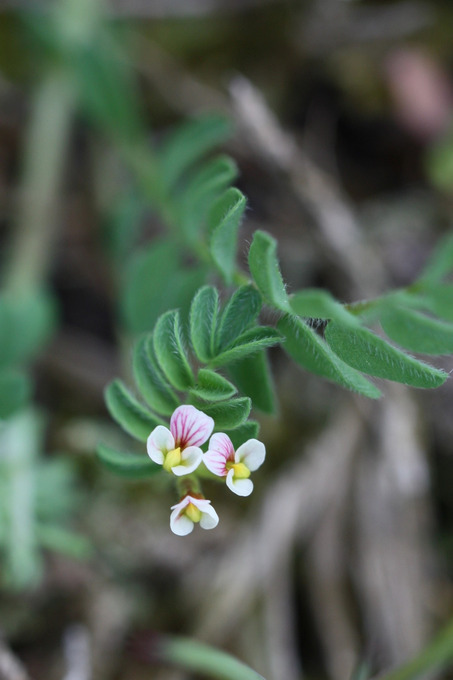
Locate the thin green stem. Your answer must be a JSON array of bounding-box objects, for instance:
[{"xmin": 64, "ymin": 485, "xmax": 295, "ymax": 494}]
[
  {"xmin": 4, "ymin": 69, "xmax": 75, "ymax": 296},
  {"xmin": 378, "ymin": 617, "xmax": 453, "ymax": 680}
]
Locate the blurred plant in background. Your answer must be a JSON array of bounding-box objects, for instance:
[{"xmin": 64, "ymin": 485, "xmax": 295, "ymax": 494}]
[{"xmin": 3, "ymin": 0, "xmax": 453, "ymax": 679}]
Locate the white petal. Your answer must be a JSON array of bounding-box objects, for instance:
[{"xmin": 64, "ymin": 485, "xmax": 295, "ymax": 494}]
[
  {"xmin": 170, "ymin": 510, "xmax": 194, "ymax": 536},
  {"xmin": 235, "ymin": 439, "xmax": 265, "ymax": 471},
  {"xmin": 170, "ymin": 405, "xmax": 214, "ymax": 448},
  {"xmin": 147, "ymin": 426, "xmax": 174, "ymax": 465},
  {"xmin": 171, "ymin": 446, "xmax": 203, "ymax": 476},
  {"xmin": 199, "ymin": 504, "xmax": 219, "ymax": 530},
  {"xmin": 226, "ymin": 469, "xmax": 254, "ymax": 497},
  {"xmin": 169, "ymin": 497, "xmax": 193, "ymax": 536}
]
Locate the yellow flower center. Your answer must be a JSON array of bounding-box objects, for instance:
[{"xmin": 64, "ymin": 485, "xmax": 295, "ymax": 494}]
[
  {"xmin": 185, "ymin": 502, "xmax": 202, "ymax": 523},
  {"xmin": 227, "ymin": 462, "xmax": 250, "ymax": 479},
  {"xmin": 163, "ymin": 447, "xmax": 181, "ymax": 472}
]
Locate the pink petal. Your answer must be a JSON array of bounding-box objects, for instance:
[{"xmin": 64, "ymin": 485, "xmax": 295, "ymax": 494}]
[
  {"xmin": 226, "ymin": 469, "xmax": 254, "ymax": 497},
  {"xmin": 204, "ymin": 433, "xmax": 235, "ymax": 476},
  {"xmin": 171, "ymin": 446, "xmax": 203, "ymax": 476},
  {"xmin": 209, "ymin": 432, "xmax": 235, "ymax": 459},
  {"xmin": 235, "ymin": 439, "xmax": 265, "ymax": 471},
  {"xmin": 203, "ymin": 451, "xmax": 228, "ymax": 477},
  {"xmin": 147, "ymin": 426, "xmax": 174, "ymax": 465},
  {"xmin": 170, "ymin": 405, "xmax": 214, "ymax": 448}
]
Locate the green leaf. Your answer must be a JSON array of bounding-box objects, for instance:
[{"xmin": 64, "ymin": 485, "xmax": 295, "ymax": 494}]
[
  {"xmin": 121, "ymin": 239, "xmax": 207, "ymax": 335},
  {"xmin": 178, "ymin": 155, "xmax": 238, "ymax": 242},
  {"xmin": 228, "ymin": 351, "xmax": 275, "ymax": 413},
  {"xmin": 159, "ymin": 634, "xmax": 265, "ymax": 680},
  {"xmin": 210, "ymin": 327, "xmax": 282, "ymax": 368},
  {"xmin": 380, "ymin": 306, "xmax": 453, "ymax": 355},
  {"xmin": 153, "ymin": 311, "xmax": 194, "ymax": 390},
  {"xmin": 0, "ymin": 369, "xmax": 31, "ymax": 418},
  {"xmin": 133, "ymin": 335, "xmax": 179, "ymax": 416},
  {"xmin": 159, "ymin": 115, "xmax": 232, "ymax": 190},
  {"xmin": 203, "ymin": 397, "xmax": 252, "ymax": 430},
  {"xmin": 416, "ymin": 283, "xmax": 453, "ymax": 322},
  {"xmin": 121, "ymin": 239, "xmax": 180, "ymax": 333},
  {"xmin": 190, "ymin": 369, "xmax": 237, "ymax": 402},
  {"xmin": 190, "ymin": 286, "xmax": 219, "ymax": 362},
  {"xmin": 36, "ymin": 524, "xmax": 92, "ymax": 559},
  {"xmin": 325, "ymin": 322, "xmax": 447, "ymax": 388},
  {"xmin": 248, "ymin": 231, "xmax": 290, "ymax": 312},
  {"xmin": 209, "ymin": 188, "xmax": 246, "ymax": 284},
  {"xmin": 105, "ymin": 379, "xmax": 163, "ymax": 442},
  {"xmin": 71, "ymin": 37, "xmax": 144, "ymax": 144},
  {"xmin": 278, "ymin": 315, "xmax": 381, "ymax": 398},
  {"xmin": 0, "ymin": 292, "xmax": 56, "ymax": 368},
  {"xmin": 228, "ymin": 421, "xmax": 260, "ymax": 449},
  {"xmin": 379, "ymin": 616, "xmax": 453, "ymax": 680},
  {"xmin": 418, "ymin": 232, "xmax": 453, "ymax": 284},
  {"xmin": 290, "ymin": 289, "xmax": 358, "ymax": 326},
  {"xmin": 97, "ymin": 443, "xmax": 161, "ymax": 477},
  {"xmin": 216, "ymin": 285, "xmax": 262, "ymax": 351}
]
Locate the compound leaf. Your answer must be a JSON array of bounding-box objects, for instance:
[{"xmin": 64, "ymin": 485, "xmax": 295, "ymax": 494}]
[
  {"xmin": 290, "ymin": 289, "xmax": 358, "ymax": 326},
  {"xmin": 203, "ymin": 397, "xmax": 252, "ymax": 430},
  {"xmin": 154, "ymin": 310, "xmax": 194, "ymax": 390},
  {"xmin": 325, "ymin": 322, "xmax": 447, "ymax": 388},
  {"xmin": 381, "ymin": 306, "xmax": 453, "ymax": 355},
  {"xmin": 97, "ymin": 443, "xmax": 160, "ymax": 477},
  {"xmin": 190, "ymin": 286, "xmax": 219, "ymax": 362},
  {"xmin": 248, "ymin": 231, "xmax": 290, "ymax": 312},
  {"xmin": 105, "ymin": 379, "xmax": 162, "ymax": 442},
  {"xmin": 278, "ymin": 315, "xmax": 381, "ymax": 398},
  {"xmin": 133, "ymin": 335, "xmax": 179, "ymax": 416},
  {"xmin": 159, "ymin": 115, "xmax": 232, "ymax": 190},
  {"xmin": 190, "ymin": 368, "xmax": 237, "ymax": 402},
  {"xmin": 227, "ymin": 350, "xmax": 275, "ymax": 413},
  {"xmin": 216, "ymin": 285, "xmax": 262, "ymax": 351},
  {"xmin": 209, "ymin": 188, "xmax": 246, "ymax": 284},
  {"xmin": 210, "ymin": 327, "xmax": 281, "ymax": 368}
]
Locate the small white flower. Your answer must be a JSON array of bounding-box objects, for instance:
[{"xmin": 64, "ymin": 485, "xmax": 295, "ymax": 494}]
[
  {"xmin": 204, "ymin": 433, "xmax": 265, "ymax": 496},
  {"xmin": 170, "ymin": 494, "xmax": 219, "ymax": 536},
  {"xmin": 147, "ymin": 405, "xmax": 214, "ymax": 476}
]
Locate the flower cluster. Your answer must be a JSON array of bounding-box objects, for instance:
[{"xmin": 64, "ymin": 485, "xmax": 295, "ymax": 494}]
[{"xmin": 147, "ymin": 405, "xmax": 265, "ymax": 536}]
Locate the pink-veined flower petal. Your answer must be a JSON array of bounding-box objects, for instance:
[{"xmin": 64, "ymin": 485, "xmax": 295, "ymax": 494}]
[
  {"xmin": 235, "ymin": 438, "xmax": 266, "ymax": 471},
  {"xmin": 170, "ymin": 405, "xmax": 214, "ymax": 448},
  {"xmin": 226, "ymin": 469, "xmax": 254, "ymax": 497},
  {"xmin": 171, "ymin": 446, "xmax": 203, "ymax": 476},
  {"xmin": 204, "ymin": 433, "xmax": 234, "ymax": 476},
  {"xmin": 203, "ymin": 451, "xmax": 228, "ymax": 477},
  {"xmin": 147, "ymin": 426, "xmax": 175, "ymax": 465}
]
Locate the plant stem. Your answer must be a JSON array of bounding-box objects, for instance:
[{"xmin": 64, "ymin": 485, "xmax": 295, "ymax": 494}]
[
  {"xmin": 378, "ymin": 617, "xmax": 453, "ymax": 680},
  {"xmin": 4, "ymin": 69, "xmax": 75, "ymax": 296}
]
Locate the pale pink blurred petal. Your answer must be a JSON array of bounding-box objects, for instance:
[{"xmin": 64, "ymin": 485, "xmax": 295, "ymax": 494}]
[{"xmin": 385, "ymin": 48, "xmax": 453, "ymax": 141}]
